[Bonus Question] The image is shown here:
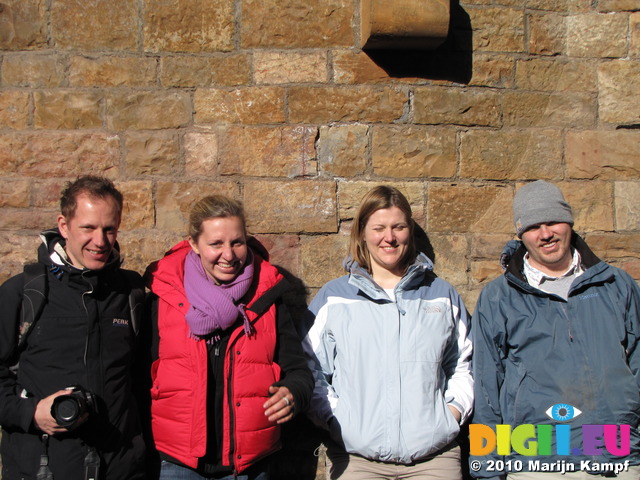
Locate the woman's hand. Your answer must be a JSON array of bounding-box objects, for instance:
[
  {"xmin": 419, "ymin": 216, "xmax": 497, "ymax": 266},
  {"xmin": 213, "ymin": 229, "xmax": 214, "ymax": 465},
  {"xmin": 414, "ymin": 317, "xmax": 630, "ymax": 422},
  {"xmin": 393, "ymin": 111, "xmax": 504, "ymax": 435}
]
[
  {"xmin": 264, "ymin": 385, "xmax": 294, "ymax": 424},
  {"xmin": 448, "ymin": 405, "xmax": 461, "ymax": 424}
]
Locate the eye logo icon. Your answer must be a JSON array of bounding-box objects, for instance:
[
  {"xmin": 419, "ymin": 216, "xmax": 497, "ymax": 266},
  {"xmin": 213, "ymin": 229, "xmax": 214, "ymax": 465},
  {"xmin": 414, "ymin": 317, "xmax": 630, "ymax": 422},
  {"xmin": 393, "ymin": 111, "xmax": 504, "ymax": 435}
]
[{"xmin": 545, "ymin": 403, "xmax": 582, "ymax": 422}]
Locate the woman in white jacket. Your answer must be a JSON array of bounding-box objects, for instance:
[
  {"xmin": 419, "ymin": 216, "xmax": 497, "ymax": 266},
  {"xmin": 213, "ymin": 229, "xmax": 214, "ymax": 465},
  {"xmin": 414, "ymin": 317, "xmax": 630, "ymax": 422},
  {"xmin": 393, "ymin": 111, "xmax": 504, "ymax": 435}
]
[{"xmin": 303, "ymin": 185, "xmax": 473, "ymax": 480}]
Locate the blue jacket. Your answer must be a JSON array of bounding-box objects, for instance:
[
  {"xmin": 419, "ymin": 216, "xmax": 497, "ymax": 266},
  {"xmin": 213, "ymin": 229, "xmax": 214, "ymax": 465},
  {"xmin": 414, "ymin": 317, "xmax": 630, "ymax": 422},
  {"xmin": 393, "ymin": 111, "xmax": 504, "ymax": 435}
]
[
  {"xmin": 304, "ymin": 253, "xmax": 473, "ymax": 464},
  {"xmin": 471, "ymin": 234, "xmax": 640, "ymax": 478}
]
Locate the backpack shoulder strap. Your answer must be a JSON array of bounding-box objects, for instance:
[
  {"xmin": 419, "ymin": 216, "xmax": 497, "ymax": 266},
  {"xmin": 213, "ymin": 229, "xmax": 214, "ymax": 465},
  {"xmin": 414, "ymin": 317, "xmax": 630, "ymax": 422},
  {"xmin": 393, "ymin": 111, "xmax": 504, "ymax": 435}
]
[
  {"xmin": 121, "ymin": 269, "xmax": 145, "ymax": 336},
  {"xmin": 18, "ymin": 263, "xmax": 48, "ymax": 349}
]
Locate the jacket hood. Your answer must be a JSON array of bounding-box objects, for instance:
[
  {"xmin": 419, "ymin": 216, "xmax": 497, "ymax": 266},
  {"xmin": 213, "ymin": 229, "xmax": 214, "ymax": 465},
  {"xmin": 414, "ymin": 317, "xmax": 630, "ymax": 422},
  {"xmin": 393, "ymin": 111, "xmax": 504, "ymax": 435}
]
[{"xmin": 37, "ymin": 227, "xmax": 122, "ymax": 274}]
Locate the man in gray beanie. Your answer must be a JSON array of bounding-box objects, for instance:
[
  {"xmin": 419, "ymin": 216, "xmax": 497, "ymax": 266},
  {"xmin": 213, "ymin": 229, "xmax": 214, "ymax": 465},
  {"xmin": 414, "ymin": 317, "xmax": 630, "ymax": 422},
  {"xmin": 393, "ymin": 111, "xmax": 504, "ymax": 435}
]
[{"xmin": 470, "ymin": 180, "xmax": 640, "ymax": 480}]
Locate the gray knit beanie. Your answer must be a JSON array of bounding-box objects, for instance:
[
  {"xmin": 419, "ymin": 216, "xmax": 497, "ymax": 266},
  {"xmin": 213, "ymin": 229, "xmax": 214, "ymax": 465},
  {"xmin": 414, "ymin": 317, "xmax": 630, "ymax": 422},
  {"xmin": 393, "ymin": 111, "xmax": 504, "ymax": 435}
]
[{"xmin": 513, "ymin": 180, "xmax": 573, "ymax": 237}]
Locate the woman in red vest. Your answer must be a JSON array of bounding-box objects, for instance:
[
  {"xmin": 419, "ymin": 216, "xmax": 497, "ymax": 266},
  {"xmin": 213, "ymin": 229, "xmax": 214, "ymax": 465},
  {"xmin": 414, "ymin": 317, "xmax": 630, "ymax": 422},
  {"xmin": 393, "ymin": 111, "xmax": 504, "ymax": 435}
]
[{"xmin": 146, "ymin": 195, "xmax": 313, "ymax": 480}]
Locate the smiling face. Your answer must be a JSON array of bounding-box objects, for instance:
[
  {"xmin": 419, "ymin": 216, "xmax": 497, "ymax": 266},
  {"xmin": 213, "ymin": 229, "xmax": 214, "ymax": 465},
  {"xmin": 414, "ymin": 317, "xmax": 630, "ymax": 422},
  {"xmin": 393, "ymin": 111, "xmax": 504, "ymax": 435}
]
[
  {"xmin": 188, "ymin": 216, "xmax": 248, "ymax": 284},
  {"xmin": 57, "ymin": 193, "xmax": 121, "ymax": 271},
  {"xmin": 363, "ymin": 206, "xmax": 411, "ymax": 278},
  {"xmin": 521, "ymin": 222, "xmax": 573, "ymax": 276}
]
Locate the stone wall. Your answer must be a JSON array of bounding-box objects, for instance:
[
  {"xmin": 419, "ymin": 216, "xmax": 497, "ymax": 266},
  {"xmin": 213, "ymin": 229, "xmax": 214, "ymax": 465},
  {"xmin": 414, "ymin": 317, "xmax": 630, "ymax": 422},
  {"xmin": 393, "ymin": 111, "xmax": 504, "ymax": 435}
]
[{"xmin": 0, "ymin": 0, "xmax": 639, "ymax": 478}]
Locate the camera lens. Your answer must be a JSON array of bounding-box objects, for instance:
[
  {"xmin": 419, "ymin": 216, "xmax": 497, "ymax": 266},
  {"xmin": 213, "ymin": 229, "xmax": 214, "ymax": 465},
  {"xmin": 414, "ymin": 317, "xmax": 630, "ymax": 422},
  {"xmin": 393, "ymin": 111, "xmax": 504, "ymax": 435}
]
[{"xmin": 52, "ymin": 396, "xmax": 81, "ymax": 426}]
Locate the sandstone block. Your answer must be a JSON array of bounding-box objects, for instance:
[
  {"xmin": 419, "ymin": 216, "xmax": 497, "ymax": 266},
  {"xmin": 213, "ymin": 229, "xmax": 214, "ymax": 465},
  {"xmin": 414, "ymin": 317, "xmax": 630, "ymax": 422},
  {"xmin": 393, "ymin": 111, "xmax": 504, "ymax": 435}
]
[
  {"xmin": 428, "ymin": 183, "xmax": 513, "ymax": 233},
  {"xmin": 155, "ymin": 181, "xmax": 239, "ymax": 233},
  {"xmin": 332, "ymin": 50, "xmax": 391, "ymax": 84},
  {"xmin": 632, "ymin": 13, "xmax": 640, "ymax": 58},
  {"xmin": 598, "ymin": 61, "xmax": 640, "ymax": 125},
  {"xmin": 1, "ymin": 54, "xmax": 65, "ymax": 87},
  {"xmin": 317, "ymin": 125, "xmax": 368, "ymax": 177},
  {"xmin": 502, "ymin": 92, "xmax": 595, "ymax": 128},
  {"xmin": 0, "ymin": 179, "xmax": 29, "ymax": 207},
  {"xmin": 253, "ymin": 234, "xmax": 301, "ymax": 278},
  {"xmin": 301, "ymin": 234, "xmax": 349, "ymax": 288},
  {"xmin": 241, "ymin": 0, "xmax": 353, "ymax": 48},
  {"xmin": 526, "ymin": 0, "xmax": 591, "ymax": 12},
  {"xmin": 414, "ymin": 87, "xmax": 501, "ymax": 127},
  {"xmin": 584, "ymin": 233, "xmax": 640, "ymax": 259},
  {"xmin": 243, "ymin": 181, "xmax": 337, "ymax": 234},
  {"xmin": 471, "ymin": 260, "xmax": 503, "ymax": 286},
  {"xmin": 107, "ymin": 91, "xmax": 192, "ymax": 130},
  {"xmin": 461, "ymin": 289, "xmax": 481, "ymax": 315},
  {"xmin": 0, "ymin": 232, "xmax": 41, "ymax": 283},
  {"xmin": 254, "ymin": 51, "xmax": 328, "ymax": 85},
  {"xmin": 566, "ymin": 130, "xmax": 640, "ymax": 180},
  {"xmin": 125, "ymin": 132, "xmax": 180, "ymax": 176},
  {"xmin": 619, "ymin": 258, "xmax": 640, "ymax": 282},
  {"xmin": 615, "ymin": 182, "xmax": 640, "ymax": 231},
  {"xmin": 372, "ymin": 126, "xmax": 456, "ymax": 178},
  {"xmin": 428, "ymin": 234, "xmax": 469, "ymax": 287},
  {"xmin": 288, "ymin": 86, "xmax": 407, "ymax": 123},
  {"xmin": 118, "ymin": 231, "xmax": 184, "ymax": 274},
  {"xmin": 460, "ymin": 129, "xmax": 563, "ymax": 180},
  {"xmin": 468, "ymin": 7, "xmax": 524, "ymax": 53},
  {"xmin": 144, "ymin": 0, "xmax": 234, "ymax": 53},
  {"xmin": 218, "ymin": 126, "xmax": 316, "ymax": 177},
  {"xmin": 31, "ymin": 180, "xmax": 65, "ymax": 208},
  {"xmin": 559, "ymin": 181, "xmax": 614, "ymax": 232},
  {"xmin": 185, "ymin": 131, "xmax": 218, "ymax": 177},
  {"xmin": 598, "ymin": 0, "xmax": 640, "ymax": 11},
  {"xmin": 70, "ymin": 56, "xmax": 157, "ymax": 87},
  {"xmin": 566, "ymin": 13, "xmax": 628, "ymax": 58},
  {"xmin": 195, "ymin": 87, "xmax": 285, "ymax": 124},
  {"xmin": 34, "ymin": 90, "xmax": 103, "ymax": 129},
  {"xmin": 0, "ymin": 91, "xmax": 29, "ymax": 130},
  {"xmin": 337, "ymin": 180, "xmax": 426, "ymax": 222},
  {"xmin": 528, "ymin": 13, "xmax": 565, "ymax": 56},
  {"xmin": 516, "ymin": 59, "xmax": 596, "ymax": 92},
  {"xmin": 0, "ymin": 132, "xmax": 120, "ymax": 177},
  {"xmin": 52, "ymin": 0, "xmax": 137, "ymax": 50},
  {"xmin": 1, "ymin": 208, "xmax": 56, "ymax": 230},
  {"xmin": 117, "ymin": 180, "xmax": 154, "ymax": 230},
  {"xmin": 471, "ymin": 234, "xmax": 517, "ymax": 260},
  {"xmin": 469, "ymin": 54, "xmax": 515, "ymax": 88},
  {"xmin": 160, "ymin": 55, "xmax": 250, "ymax": 87},
  {"xmin": 0, "ymin": 0, "xmax": 47, "ymax": 50}
]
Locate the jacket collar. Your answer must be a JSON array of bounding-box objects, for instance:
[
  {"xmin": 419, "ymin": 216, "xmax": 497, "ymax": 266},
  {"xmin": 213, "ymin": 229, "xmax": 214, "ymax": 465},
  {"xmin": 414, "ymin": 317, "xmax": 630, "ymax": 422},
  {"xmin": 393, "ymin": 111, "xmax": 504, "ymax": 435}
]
[
  {"xmin": 36, "ymin": 227, "xmax": 122, "ymax": 290},
  {"xmin": 347, "ymin": 252, "xmax": 435, "ymax": 300},
  {"xmin": 503, "ymin": 232, "xmax": 611, "ymax": 295}
]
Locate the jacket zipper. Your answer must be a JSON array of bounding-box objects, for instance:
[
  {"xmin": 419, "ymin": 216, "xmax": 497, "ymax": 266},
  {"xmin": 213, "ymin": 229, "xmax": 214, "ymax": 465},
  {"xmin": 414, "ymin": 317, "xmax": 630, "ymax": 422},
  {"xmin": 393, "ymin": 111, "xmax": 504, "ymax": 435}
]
[{"xmin": 227, "ymin": 346, "xmax": 236, "ymax": 470}]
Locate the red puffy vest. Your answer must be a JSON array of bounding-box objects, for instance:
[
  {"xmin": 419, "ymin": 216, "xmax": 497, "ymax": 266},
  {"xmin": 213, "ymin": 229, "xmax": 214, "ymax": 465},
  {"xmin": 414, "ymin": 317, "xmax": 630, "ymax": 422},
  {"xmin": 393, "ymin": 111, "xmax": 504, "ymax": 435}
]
[{"xmin": 148, "ymin": 241, "xmax": 283, "ymax": 472}]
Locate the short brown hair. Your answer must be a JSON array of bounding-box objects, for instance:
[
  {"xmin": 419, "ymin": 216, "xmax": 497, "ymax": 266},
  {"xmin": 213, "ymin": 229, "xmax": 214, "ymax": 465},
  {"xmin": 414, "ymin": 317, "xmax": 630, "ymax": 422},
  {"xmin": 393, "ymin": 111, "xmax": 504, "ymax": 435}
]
[
  {"xmin": 188, "ymin": 195, "xmax": 246, "ymax": 242},
  {"xmin": 60, "ymin": 176, "xmax": 123, "ymax": 219},
  {"xmin": 348, "ymin": 185, "xmax": 415, "ymax": 274}
]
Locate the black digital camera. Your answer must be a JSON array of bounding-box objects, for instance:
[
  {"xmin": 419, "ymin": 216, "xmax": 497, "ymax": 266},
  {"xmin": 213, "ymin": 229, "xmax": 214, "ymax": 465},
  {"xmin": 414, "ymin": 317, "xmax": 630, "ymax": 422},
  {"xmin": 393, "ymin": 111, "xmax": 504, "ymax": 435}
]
[{"xmin": 50, "ymin": 386, "xmax": 96, "ymax": 428}]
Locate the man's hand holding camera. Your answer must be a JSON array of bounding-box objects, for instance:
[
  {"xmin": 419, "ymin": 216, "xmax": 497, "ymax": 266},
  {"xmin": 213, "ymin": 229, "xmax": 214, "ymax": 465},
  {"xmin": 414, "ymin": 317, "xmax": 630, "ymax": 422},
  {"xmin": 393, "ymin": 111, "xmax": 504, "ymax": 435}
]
[{"xmin": 34, "ymin": 386, "xmax": 92, "ymax": 435}]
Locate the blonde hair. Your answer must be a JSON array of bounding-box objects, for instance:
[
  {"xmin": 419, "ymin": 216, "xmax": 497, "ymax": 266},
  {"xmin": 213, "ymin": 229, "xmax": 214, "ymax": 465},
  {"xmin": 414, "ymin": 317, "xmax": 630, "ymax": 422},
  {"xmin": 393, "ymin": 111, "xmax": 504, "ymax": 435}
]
[
  {"xmin": 348, "ymin": 185, "xmax": 415, "ymax": 274},
  {"xmin": 188, "ymin": 195, "xmax": 246, "ymax": 242}
]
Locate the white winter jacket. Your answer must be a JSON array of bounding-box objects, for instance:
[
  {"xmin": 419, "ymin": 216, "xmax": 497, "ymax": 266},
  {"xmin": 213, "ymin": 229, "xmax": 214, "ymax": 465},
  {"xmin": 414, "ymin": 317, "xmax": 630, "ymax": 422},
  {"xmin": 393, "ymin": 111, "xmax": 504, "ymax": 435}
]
[{"xmin": 303, "ymin": 254, "xmax": 473, "ymax": 464}]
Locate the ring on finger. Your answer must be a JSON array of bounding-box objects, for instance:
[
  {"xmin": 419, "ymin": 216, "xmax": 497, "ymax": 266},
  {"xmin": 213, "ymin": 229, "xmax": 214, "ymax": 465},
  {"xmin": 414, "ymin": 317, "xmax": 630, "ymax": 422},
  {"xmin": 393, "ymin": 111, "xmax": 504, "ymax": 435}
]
[{"xmin": 283, "ymin": 396, "xmax": 291, "ymax": 407}]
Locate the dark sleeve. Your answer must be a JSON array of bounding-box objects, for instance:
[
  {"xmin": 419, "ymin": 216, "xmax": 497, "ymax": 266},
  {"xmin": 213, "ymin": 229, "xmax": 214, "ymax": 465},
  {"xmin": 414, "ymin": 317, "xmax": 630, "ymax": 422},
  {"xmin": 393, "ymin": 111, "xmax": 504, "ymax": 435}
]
[
  {"xmin": 272, "ymin": 299, "xmax": 314, "ymax": 416},
  {"xmin": 469, "ymin": 288, "xmax": 507, "ymax": 480},
  {"xmin": 133, "ymin": 291, "xmax": 161, "ymax": 478},
  {"xmin": 0, "ymin": 274, "xmax": 39, "ymax": 431}
]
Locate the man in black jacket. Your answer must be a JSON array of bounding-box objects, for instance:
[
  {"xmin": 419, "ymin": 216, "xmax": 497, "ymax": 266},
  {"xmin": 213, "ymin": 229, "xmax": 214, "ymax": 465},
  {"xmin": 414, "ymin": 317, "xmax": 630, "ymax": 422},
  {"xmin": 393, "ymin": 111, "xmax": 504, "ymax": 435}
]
[{"xmin": 0, "ymin": 176, "xmax": 147, "ymax": 479}]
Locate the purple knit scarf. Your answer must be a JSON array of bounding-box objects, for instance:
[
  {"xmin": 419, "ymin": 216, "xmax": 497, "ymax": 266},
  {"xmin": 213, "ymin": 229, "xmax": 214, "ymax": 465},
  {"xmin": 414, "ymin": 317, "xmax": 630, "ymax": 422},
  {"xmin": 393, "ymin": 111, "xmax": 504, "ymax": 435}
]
[{"xmin": 183, "ymin": 249, "xmax": 255, "ymax": 341}]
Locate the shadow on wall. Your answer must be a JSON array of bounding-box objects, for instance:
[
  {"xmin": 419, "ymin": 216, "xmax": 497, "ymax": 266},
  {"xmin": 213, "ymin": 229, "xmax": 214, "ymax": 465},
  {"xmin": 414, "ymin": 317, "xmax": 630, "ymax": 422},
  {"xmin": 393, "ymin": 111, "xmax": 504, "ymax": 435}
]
[{"xmin": 364, "ymin": 0, "xmax": 473, "ymax": 84}]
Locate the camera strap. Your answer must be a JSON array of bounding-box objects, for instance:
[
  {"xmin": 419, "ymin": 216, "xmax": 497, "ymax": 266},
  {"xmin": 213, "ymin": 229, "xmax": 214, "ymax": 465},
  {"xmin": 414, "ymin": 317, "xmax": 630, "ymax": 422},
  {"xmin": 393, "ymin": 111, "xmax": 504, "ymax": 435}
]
[
  {"xmin": 36, "ymin": 434, "xmax": 53, "ymax": 480},
  {"xmin": 84, "ymin": 447, "xmax": 100, "ymax": 480}
]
